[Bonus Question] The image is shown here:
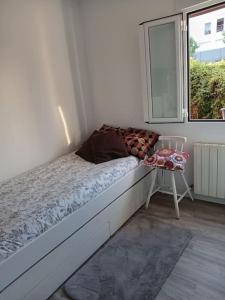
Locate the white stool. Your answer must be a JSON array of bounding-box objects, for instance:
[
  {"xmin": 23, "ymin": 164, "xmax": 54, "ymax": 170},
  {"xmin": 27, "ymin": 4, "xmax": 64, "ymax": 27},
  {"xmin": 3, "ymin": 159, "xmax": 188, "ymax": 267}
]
[{"xmin": 144, "ymin": 136, "xmax": 193, "ymax": 219}]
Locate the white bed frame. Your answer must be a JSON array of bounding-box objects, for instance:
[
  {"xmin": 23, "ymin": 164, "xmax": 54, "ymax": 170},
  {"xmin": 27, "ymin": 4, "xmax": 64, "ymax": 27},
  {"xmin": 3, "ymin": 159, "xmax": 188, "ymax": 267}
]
[{"xmin": 0, "ymin": 164, "xmax": 152, "ymax": 300}]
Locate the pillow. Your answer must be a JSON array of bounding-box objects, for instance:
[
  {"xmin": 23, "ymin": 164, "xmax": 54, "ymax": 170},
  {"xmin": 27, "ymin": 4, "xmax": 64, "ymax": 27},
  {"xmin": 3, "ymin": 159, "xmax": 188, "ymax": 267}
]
[
  {"xmin": 76, "ymin": 131, "xmax": 97, "ymax": 163},
  {"xmin": 99, "ymin": 124, "xmax": 126, "ymax": 137},
  {"xmin": 123, "ymin": 127, "xmax": 159, "ymax": 159},
  {"xmin": 99, "ymin": 124, "xmax": 120, "ymax": 134},
  {"xmin": 76, "ymin": 130, "xmax": 129, "ymax": 164},
  {"xmin": 143, "ymin": 148, "xmax": 190, "ymax": 171}
]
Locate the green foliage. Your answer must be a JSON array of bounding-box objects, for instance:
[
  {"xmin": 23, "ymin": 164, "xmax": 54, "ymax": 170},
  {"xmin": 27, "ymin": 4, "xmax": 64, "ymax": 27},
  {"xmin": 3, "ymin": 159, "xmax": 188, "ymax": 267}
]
[
  {"xmin": 190, "ymin": 59, "xmax": 225, "ymax": 119},
  {"xmin": 222, "ymin": 32, "xmax": 225, "ymax": 43},
  {"xmin": 189, "ymin": 37, "xmax": 199, "ymax": 57}
]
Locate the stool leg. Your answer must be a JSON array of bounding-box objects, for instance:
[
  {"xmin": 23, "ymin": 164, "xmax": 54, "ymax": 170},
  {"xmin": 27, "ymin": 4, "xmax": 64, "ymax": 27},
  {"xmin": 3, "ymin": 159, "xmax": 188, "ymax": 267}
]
[
  {"xmin": 145, "ymin": 168, "xmax": 157, "ymax": 209},
  {"xmin": 181, "ymin": 173, "xmax": 194, "ymax": 201},
  {"xmin": 171, "ymin": 172, "xmax": 180, "ymax": 219}
]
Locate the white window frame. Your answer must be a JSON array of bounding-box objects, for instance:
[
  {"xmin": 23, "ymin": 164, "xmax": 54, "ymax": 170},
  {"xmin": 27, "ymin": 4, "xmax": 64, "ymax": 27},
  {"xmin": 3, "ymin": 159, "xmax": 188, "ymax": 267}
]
[
  {"xmin": 140, "ymin": 0, "xmax": 225, "ymax": 124},
  {"xmin": 139, "ymin": 14, "xmax": 184, "ymax": 124}
]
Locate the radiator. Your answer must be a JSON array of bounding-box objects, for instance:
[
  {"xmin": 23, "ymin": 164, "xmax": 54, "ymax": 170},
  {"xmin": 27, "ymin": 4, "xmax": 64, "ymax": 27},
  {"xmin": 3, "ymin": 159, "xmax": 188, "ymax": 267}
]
[{"xmin": 194, "ymin": 143, "xmax": 225, "ymax": 199}]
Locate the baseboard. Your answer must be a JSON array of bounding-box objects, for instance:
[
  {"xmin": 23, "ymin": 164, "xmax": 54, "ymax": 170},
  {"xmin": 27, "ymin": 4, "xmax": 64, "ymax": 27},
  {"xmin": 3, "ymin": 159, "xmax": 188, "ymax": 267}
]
[{"xmin": 193, "ymin": 193, "xmax": 225, "ymax": 205}]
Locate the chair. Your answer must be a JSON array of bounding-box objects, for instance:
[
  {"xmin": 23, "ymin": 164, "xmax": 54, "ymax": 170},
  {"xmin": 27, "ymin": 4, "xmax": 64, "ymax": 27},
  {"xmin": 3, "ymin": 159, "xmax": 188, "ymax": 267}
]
[{"xmin": 144, "ymin": 136, "xmax": 193, "ymax": 219}]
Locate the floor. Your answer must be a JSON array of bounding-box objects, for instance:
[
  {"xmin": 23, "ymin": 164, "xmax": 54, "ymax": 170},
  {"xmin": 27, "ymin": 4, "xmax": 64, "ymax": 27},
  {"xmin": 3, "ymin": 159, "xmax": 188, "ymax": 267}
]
[{"xmin": 50, "ymin": 193, "xmax": 225, "ymax": 300}]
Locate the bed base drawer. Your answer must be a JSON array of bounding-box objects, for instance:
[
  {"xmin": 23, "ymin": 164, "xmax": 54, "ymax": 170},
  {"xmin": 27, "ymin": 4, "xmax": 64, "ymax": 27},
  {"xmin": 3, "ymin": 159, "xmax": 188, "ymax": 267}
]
[{"xmin": 0, "ymin": 212, "xmax": 110, "ymax": 300}]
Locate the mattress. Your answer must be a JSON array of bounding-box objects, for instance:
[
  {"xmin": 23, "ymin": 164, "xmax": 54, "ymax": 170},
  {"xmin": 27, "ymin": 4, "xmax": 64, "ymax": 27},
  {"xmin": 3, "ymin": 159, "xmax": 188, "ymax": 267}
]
[{"xmin": 0, "ymin": 153, "xmax": 139, "ymax": 263}]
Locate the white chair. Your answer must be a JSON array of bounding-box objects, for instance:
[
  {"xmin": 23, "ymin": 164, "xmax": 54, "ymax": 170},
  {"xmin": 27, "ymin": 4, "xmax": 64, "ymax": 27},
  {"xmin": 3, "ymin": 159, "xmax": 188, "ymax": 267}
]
[{"xmin": 145, "ymin": 136, "xmax": 193, "ymax": 219}]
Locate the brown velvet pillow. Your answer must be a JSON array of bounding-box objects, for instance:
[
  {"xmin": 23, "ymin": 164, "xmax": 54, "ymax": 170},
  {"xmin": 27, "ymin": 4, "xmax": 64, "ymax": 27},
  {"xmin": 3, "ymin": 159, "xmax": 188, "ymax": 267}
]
[
  {"xmin": 76, "ymin": 130, "xmax": 129, "ymax": 164},
  {"xmin": 76, "ymin": 131, "xmax": 97, "ymax": 163}
]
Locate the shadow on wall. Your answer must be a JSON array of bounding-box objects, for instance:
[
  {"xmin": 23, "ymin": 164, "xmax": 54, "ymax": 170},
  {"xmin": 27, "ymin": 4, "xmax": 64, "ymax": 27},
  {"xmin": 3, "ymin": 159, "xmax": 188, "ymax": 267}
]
[
  {"xmin": 32, "ymin": 0, "xmax": 87, "ymax": 148},
  {"xmin": 61, "ymin": 0, "xmax": 96, "ymax": 138},
  {"xmin": 60, "ymin": 0, "xmax": 88, "ymax": 140}
]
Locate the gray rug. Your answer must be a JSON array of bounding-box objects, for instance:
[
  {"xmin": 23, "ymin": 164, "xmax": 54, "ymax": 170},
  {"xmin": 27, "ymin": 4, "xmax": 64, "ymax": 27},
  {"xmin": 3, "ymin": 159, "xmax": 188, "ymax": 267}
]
[{"xmin": 64, "ymin": 212, "xmax": 192, "ymax": 300}]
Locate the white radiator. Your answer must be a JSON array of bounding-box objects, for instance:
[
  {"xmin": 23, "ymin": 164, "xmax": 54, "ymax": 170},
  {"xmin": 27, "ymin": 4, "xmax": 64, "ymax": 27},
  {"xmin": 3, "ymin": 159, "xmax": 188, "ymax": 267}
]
[{"xmin": 194, "ymin": 143, "xmax": 225, "ymax": 199}]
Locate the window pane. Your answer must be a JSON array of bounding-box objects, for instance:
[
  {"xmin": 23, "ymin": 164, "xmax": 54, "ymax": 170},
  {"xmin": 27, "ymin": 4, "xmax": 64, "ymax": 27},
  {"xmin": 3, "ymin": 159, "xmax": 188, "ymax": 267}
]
[
  {"xmin": 188, "ymin": 4, "xmax": 225, "ymax": 120},
  {"xmin": 148, "ymin": 22, "xmax": 178, "ymax": 118},
  {"xmin": 204, "ymin": 22, "xmax": 211, "ymax": 35},
  {"xmin": 217, "ymin": 18, "xmax": 224, "ymax": 32}
]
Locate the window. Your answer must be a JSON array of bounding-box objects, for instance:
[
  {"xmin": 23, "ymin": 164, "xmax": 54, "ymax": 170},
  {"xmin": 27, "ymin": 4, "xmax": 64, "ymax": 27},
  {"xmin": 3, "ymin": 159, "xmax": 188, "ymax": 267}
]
[
  {"xmin": 204, "ymin": 22, "xmax": 211, "ymax": 34},
  {"xmin": 217, "ymin": 18, "xmax": 224, "ymax": 32},
  {"xmin": 139, "ymin": 15, "xmax": 184, "ymax": 123},
  {"xmin": 139, "ymin": 3, "xmax": 225, "ymax": 123},
  {"xmin": 188, "ymin": 4, "xmax": 225, "ymax": 121}
]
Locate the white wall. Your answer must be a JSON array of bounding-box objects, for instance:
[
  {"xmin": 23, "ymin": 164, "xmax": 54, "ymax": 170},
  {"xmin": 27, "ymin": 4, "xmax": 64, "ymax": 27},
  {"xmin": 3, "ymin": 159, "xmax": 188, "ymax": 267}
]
[
  {"xmin": 79, "ymin": 0, "xmax": 225, "ymax": 188},
  {"xmin": 0, "ymin": 0, "xmax": 91, "ymax": 181},
  {"xmin": 79, "ymin": 0, "xmax": 176, "ymax": 129},
  {"xmin": 2, "ymin": 0, "xmax": 225, "ymax": 189}
]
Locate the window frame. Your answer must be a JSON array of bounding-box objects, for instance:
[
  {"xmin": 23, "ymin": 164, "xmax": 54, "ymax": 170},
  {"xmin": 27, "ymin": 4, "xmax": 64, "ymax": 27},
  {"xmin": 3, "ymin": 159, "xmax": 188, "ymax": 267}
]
[
  {"xmin": 139, "ymin": 14, "xmax": 184, "ymax": 124},
  {"xmin": 186, "ymin": 2, "xmax": 225, "ymax": 123}
]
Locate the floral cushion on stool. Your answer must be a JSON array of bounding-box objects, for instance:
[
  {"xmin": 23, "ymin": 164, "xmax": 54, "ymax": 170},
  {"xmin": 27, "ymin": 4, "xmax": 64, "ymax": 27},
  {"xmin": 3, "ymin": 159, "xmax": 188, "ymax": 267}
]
[{"xmin": 143, "ymin": 148, "xmax": 190, "ymax": 171}]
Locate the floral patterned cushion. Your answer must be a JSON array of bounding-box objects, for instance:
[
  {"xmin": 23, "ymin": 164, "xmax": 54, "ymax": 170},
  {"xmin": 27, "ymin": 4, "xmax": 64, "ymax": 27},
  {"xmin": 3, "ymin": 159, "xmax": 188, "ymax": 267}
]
[
  {"xmin": 124, "ymin": 128, "xmax": 159, "ymax": 160},
  {"xmin": 143, "ymin": 148, "xmax": 190, "ymax": 171}
]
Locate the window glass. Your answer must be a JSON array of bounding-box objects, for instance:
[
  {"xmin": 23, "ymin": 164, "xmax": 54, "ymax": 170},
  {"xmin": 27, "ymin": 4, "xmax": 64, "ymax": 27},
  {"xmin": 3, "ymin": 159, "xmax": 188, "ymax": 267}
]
[
  {"xmin": 148, "ymin": 23, "xmax": 178, "ymax": 119},
  {"xmin": 188, "ymin": 5, "xmax": 225, "ymax": 121},
  {"xmin": 217, "ymin": 18, "xmax": 224, "ymax": 32},
  {"xmin": 204, "ymin": 22, "xmax": 211, "ymax": 34}
]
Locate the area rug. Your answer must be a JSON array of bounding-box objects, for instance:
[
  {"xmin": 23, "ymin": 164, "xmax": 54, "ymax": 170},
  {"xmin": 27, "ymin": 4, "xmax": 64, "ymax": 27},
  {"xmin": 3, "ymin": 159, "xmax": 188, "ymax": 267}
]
[{"xmin": 64, "ymin": 212, "xmax": 192, "ymax": 300}]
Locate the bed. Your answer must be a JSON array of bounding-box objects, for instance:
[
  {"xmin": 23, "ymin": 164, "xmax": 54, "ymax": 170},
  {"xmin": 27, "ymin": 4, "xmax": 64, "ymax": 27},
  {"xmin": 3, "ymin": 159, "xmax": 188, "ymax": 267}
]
[{"xmin": 0, "ymin": 152, "xmax": 152, "ymax": 300}]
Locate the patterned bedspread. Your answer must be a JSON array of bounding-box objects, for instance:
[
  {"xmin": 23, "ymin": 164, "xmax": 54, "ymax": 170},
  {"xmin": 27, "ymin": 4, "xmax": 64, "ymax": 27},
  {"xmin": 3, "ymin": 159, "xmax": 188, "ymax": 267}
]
[{"xmin": 0, "ymin": 153, "xmax": 139, "ymax": 262}]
